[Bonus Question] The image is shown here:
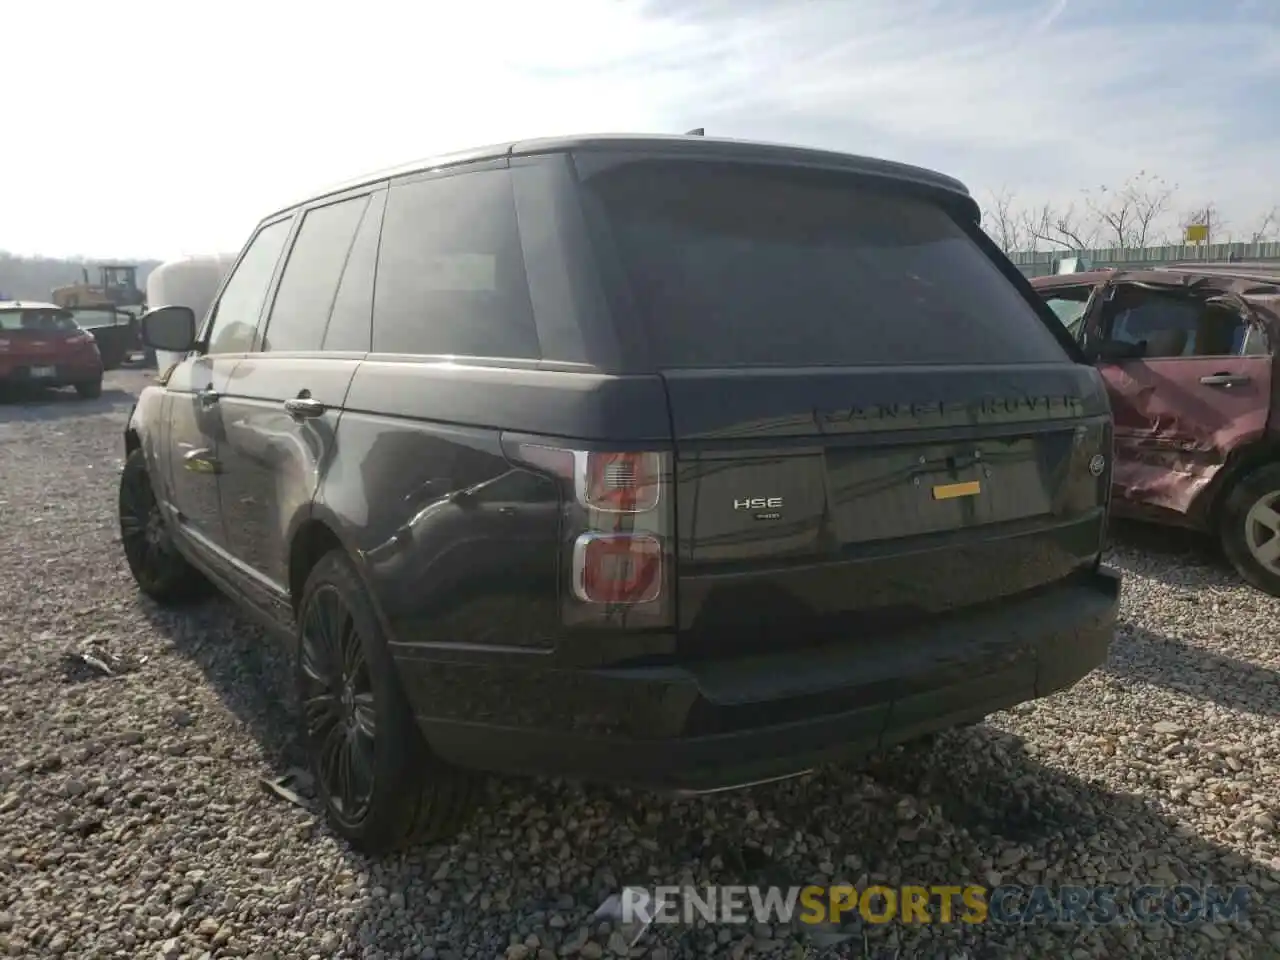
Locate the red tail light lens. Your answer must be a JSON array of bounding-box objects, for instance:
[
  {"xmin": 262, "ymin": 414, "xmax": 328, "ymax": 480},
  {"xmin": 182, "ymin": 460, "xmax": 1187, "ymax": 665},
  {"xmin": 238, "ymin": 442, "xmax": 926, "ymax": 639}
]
[
  {"xmin": 573, "ymin": 533, "xmax": 662, "ymax": 604},
  {"xmin": 501, "ymin": 437, "xmax": 674, "ymax": 628},
  {"xmin": 577, "ymin": 451, "xmax": 661, "ymax": 513},
  {"xmin": 67, "ymin": 334, "xmax": 96, "ymax": 347}
]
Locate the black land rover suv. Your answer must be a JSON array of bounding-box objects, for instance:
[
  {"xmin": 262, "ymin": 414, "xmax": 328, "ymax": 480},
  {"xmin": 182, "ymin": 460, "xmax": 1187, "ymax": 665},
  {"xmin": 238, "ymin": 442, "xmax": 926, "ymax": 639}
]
[{"xmin": 121, "ymin": 134, "xmax": 1120, "ymax": 852}]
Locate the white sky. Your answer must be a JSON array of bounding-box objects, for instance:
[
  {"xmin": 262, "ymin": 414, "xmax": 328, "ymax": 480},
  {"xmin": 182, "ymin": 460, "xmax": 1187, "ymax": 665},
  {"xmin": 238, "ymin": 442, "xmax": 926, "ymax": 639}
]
[{"xmin": 5, "ymin": 0, "xmax": 1279, "ymax": 259}]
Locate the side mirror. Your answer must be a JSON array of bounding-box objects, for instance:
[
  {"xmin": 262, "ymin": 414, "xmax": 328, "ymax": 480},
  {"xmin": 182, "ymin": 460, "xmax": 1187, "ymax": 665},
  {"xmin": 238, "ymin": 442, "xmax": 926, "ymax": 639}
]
[{"xmin": 140, "ymin": 305, "xmax": 198, "ymax": 353}]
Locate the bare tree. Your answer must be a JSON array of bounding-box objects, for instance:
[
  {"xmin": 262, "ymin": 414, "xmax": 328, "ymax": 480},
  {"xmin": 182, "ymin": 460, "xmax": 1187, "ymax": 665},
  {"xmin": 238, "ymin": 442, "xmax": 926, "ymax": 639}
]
[
  {"xmin": 980, "ymin": 186, "xmax": 1027, "ymax": 253},
  {"xmin": 1248, "ymin": 205, "xmax": 1280, "ymax": 243},
  {"xmin": 1084, "ymin": 171, "xmax": 1177, "ymax": 248},
  {"xmin": 1022, "ymin": 201, "xmax": 1098, "ymax": 252},
  {"xmin": 968, "ymin": 175, "xmax": 1278, "ymax": 254}
]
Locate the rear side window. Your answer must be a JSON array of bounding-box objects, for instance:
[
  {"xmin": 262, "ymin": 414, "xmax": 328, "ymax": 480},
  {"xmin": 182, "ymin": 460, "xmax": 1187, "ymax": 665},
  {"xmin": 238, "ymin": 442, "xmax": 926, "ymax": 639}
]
[
  {"xmin": 582, "ymin": 161, "xmax": 1069, "ymax": 368},
  {"xmin": 263, "ymin": 195, "xmax": 370, "ymax": 353},
  {"xmin": 373, "ymin": 168, "xmax": 540, "ymax": 359}
]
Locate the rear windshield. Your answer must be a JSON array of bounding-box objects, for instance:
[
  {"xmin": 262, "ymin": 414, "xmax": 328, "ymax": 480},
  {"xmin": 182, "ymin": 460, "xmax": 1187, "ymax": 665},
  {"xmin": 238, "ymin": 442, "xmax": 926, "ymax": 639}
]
[
  {"xmin": 0, "ymin": 309, "xmax": 79, "ymax": 333},
  {"xmin": 581, "ymin": 161, "xmax": 1069, "ymax": 368}
]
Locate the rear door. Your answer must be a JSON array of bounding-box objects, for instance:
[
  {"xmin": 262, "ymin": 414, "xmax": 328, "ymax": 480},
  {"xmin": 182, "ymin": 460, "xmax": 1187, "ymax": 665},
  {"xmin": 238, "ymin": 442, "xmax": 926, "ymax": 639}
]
[
  {"xmin": 215, "ymin": 188, "xmax": 384, "ymax": 606},
  {"xmin": 577, "ymin": 159, "xmax": 1111, "ymax": 647},
  {"xmin": 1088, "ymin": 282, "xmax": 1272, "ymax": 515}
]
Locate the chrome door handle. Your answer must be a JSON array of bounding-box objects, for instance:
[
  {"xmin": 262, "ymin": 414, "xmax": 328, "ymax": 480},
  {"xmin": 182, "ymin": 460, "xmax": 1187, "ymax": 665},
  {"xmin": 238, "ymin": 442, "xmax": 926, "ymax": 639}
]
[
  {"xmin": 1199, "ymin": 373, "xmax": 1250, "ymax": 387},
  {"xmin": 283, "ymin": 397, "xmax": 326, "ymax": 420},
  {"xmin": 198, "ymin": 388, "xmax": 219, "ymax": 407}
]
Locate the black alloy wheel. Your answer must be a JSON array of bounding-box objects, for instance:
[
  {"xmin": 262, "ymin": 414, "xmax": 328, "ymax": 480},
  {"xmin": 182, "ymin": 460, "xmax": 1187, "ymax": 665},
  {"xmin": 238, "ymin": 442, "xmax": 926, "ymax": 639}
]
[
  {"xmin": 118, "ymin": 448, "xmax": 208, "ymax": 603},
  {"xmin": 299, "ymin": 585, "xmax": 378, "ymax": 827},
  {"xmin": 295, "ymin": 550, "xmax": 478, "ymax": 852}
]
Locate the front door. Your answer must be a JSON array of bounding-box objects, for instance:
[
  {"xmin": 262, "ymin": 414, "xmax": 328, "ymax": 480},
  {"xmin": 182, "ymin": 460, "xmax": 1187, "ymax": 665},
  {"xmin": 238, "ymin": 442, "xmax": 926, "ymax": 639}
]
[
  {"xmin": 161, "ymin": 216, "xmax": 295, "ymax": 563},
  {"xmin": 161, "ymin": 355, "xmax": 238, "ymax": 556},
  {"xmin": 216, "ymin": 190, "xmax": 382, "ymax": 608},
  {"xmin": 1091, "ymin": 282, "xmax": 1273, "ymax": 515}
]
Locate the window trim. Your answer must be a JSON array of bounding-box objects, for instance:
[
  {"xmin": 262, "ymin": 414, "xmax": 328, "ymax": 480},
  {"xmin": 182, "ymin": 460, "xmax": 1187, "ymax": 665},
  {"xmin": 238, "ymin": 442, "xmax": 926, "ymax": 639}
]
[
  {"xmin": 320, "ymin": 187, "xmax": 388, "ymax": 354},
  {"xmin": 254, "ymin": 184, "xmax": 385, "ymax": 357}
]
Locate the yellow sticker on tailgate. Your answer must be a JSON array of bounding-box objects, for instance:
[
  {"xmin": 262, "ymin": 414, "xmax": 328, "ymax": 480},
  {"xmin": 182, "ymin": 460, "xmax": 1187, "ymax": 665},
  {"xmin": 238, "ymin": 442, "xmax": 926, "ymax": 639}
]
[{"xmin": 932, "ymin": 480, "xmax": 982, "ymax": 500}]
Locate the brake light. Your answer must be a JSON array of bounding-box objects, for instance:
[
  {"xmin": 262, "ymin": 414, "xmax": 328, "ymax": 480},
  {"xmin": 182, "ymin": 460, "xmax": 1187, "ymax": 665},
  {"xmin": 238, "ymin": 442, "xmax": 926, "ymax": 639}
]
[
  {"xmin": 67, "ymin": 333, "xmax": 95, "ymax": 346},
  {"xmin": 0, "ymin": 338, "xmax": 8, "ymax": 352},
  {"xmin": 573, "ymin": 533, "xmax": 663, "ymax": 603},
  {"xmin": 502, "ymin": 438, "xmax": 674, "ymax": 629}
]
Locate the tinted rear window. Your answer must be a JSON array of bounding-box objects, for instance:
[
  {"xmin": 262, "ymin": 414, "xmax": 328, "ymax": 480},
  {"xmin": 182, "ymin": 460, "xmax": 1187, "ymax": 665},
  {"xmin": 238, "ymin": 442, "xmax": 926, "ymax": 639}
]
[
  {"xmin": 0, "ymin": 309, "xmax": 78, "ymax": 332},
  {"xmin": 582, "ymin": 161, "xmax": 1069, "ymax": 368}
]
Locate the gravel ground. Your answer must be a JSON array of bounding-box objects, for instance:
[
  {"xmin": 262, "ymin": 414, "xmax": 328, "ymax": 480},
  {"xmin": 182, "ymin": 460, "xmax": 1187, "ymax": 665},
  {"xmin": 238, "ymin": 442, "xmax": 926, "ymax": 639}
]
[{"xmin": 0, "ymin": 369, "xmax": 1278, "ymax": 960}]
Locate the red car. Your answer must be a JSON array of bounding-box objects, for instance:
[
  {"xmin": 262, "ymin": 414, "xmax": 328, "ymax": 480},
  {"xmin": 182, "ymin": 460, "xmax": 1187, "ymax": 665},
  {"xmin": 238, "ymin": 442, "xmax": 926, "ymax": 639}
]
[
  {"xmin": 1031, "ymin": 267, "xmax": 1280, "ymax": 595},
  {"xmin": 0, "ymin": 301, "xmax": 104, "ymax": 399}
]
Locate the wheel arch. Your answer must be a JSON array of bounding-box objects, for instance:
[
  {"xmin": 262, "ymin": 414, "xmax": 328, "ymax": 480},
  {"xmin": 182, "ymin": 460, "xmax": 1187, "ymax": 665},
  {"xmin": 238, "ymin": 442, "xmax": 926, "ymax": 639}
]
[
  {"xmin": 1198, "ymin": 437, "xmax": 1280, "ymax": 530},
  {"xmin": 286, "ymin": 510, "xmax": 392, "ymax": 637}
]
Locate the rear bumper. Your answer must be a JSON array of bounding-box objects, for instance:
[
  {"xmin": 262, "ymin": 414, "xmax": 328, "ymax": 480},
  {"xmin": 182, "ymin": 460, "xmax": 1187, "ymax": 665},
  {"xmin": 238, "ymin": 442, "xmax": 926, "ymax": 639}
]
[
  {"xmin": 0, "ymin": 359, "xmax": 103, "ymax": 385},
  {"xmin": 396, "ymin": 568, "xmax": 1120, "ymax": 792}
]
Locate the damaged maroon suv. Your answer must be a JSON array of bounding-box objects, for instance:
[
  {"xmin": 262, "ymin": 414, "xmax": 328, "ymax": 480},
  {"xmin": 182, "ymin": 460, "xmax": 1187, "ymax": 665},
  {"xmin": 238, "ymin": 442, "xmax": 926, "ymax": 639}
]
[{"xmin": 1032, "ymin": 266, "xmax": 1280, "ymax": 595}]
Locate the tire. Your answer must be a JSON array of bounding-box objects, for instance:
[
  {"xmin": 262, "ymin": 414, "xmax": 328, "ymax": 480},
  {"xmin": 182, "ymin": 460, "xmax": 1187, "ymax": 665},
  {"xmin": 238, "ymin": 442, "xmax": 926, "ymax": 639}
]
[
  {"xmin": 296, "ymin": 550, "xmax": 477, "ymax": 853},
  {"xmin": 75, "ymin": 378, "xmax": 103, "ymax": 399},
  {"xmin": 118, "ymin": 448, "xmax": 210, "ymax": 604},
  {"xmin": 1218, "ymin": 462, "xmax": 1280, "ymax": 597}
]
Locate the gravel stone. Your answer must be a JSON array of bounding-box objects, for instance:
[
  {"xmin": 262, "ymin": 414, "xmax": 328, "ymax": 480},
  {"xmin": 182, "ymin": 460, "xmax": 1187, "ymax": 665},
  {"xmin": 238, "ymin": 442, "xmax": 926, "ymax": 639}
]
[{"xmin": 0, "ymin": 371, "xmax": 1278, "ymax": 959}]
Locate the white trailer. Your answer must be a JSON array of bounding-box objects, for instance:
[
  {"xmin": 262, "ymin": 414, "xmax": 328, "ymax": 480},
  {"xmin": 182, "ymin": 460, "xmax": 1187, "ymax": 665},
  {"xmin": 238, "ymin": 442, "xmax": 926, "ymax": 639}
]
[{"xmin": 145, "ymin": 254, "xmax": 237, "ymax": 369}]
